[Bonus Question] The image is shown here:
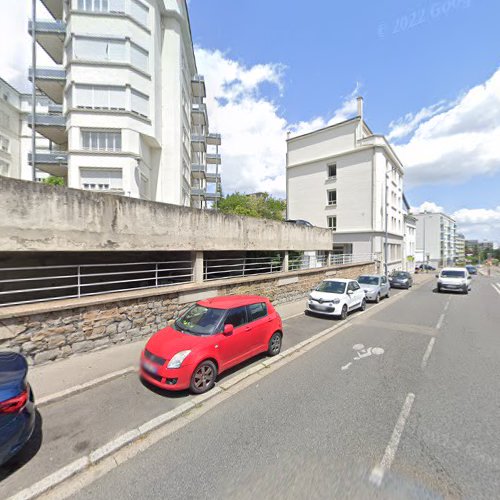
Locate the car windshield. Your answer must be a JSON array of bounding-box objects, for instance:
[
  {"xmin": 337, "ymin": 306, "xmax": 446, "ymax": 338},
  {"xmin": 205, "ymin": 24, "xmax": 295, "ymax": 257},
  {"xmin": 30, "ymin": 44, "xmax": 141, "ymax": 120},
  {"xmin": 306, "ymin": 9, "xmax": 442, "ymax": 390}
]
[
  {"xmin": 441, "ymin": 270, "xmax": 466, "ymax": 278},
  {"xmin": 315, "ymin": 281, "xmax": 346, "ymax": 294},
  {"xmin": 174, "ymin": 304, "xmax": 226, "ymax": 336},
  {"xmin": 393, "ymin": 272, "xmax": 408, "ymax": 278},
  {"xmin": 357, "ymin": 276, "xmax": 379, "ymax": 285}
]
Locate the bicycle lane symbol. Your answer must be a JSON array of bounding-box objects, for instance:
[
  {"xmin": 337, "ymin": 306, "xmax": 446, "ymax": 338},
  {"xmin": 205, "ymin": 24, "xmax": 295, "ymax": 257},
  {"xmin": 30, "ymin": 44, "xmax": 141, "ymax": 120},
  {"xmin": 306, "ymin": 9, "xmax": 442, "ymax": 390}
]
[{"xmin": 341, "ymin": 343, "xmax": 385, "ymax": 370}]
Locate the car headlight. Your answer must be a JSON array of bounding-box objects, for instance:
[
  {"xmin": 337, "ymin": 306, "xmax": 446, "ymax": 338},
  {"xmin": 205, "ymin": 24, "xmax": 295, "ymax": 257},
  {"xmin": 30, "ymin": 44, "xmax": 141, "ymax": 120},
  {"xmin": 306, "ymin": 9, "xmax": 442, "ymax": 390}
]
[
  {"xmin": 167, "ymin": 350, "xmax": 191, "ymax": 369},
  {"xmin": 332, "ymin": 298, "xmax": 340, "ymax": 304}
]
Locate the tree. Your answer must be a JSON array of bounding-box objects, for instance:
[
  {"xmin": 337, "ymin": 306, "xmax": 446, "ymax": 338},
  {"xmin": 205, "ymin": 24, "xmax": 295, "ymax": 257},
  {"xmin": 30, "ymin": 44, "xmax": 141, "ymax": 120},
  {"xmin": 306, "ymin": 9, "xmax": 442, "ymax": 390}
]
[
  {"xmin": 42, "ymin": 176, "xmax": 65, "ymax": 186},
  {"xmin": 217, "ymin": 192, "xmax": 286, "ymax": 221}
]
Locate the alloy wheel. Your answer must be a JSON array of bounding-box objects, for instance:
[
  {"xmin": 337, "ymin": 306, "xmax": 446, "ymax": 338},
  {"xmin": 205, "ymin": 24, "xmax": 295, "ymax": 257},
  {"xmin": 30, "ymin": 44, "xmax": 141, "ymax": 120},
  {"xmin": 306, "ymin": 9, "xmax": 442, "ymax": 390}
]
[{"xmin": 193, "ymin": 365, "xmax": 214, "ymax": 391}]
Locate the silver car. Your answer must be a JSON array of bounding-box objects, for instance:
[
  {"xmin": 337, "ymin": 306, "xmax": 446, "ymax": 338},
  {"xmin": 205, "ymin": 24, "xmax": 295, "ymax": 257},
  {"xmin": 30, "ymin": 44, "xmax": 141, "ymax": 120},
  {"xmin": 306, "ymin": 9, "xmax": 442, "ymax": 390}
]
[{"xmin": 357, "ymin": 274, "xmax": 390, "ymax": 303}]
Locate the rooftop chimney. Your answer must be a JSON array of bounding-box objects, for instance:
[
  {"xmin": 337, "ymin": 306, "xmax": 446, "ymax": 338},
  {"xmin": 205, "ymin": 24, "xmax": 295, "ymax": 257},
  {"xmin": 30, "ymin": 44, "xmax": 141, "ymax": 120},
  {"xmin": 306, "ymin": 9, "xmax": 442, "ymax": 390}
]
[{"xmin": 357, "ymin": 96, "xmax": 364, "ymax": 120}]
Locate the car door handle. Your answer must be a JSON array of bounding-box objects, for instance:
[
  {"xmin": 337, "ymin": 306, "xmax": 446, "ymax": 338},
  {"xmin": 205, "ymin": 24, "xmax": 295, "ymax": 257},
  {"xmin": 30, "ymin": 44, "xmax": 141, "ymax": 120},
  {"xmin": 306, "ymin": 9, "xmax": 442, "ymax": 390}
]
[{"xmin": 244, "ymin": 326, "xmax": 251, "ymax": 332}]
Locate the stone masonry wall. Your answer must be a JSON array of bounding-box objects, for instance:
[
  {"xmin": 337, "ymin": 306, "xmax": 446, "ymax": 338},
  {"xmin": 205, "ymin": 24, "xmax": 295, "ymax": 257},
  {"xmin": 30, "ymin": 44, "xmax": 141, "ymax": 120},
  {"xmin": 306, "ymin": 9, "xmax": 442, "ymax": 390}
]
[{"xmin": 0, "ymin": 262, "xmax": 375, "ymax": 365}]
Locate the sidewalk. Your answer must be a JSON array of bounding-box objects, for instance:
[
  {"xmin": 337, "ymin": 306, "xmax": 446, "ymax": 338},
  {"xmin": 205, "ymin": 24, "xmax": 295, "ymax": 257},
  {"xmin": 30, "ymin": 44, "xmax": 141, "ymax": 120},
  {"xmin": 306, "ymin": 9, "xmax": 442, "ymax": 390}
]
[{"xmin": 30, "ymin": 297, "xmax": 308, "ymax": 401}]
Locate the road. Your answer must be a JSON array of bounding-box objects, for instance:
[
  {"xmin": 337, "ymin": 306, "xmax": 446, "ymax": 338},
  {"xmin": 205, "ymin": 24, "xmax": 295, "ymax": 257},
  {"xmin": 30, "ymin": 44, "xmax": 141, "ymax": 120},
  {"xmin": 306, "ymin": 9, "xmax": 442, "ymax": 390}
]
[
  {"xmin": 0, "ymin": 282, "xmax": 410, "ymax": 498},
  {"xmin": 70, "ymin": 273, "xmax": 500, "ymax": 499}
]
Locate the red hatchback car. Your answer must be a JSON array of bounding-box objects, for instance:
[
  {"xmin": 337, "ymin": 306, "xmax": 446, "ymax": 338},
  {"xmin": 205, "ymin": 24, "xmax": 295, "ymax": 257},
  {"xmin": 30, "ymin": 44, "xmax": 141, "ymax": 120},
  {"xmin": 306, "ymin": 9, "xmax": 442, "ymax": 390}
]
[{"xmin": 140, "ymin": 295, "xmax": 283, "ymax": 394}]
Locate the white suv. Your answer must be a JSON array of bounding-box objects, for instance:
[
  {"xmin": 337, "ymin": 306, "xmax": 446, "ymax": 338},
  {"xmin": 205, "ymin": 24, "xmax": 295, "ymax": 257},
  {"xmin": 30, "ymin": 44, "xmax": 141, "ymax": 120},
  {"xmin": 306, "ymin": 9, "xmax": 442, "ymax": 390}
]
[
  {"xmin": 437, "ymin": 267, "xmax": 472, "ymax": 294},
  {"xmin": 306, "ymin": 279, "xmax": 366, "ymax": 320}
]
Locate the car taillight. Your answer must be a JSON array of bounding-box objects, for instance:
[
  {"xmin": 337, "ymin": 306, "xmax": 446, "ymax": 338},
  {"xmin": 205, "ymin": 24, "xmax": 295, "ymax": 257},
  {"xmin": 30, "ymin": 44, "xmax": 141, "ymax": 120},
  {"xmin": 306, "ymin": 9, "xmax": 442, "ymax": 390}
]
[{"xmin": 0, "ymin": 389, "xmax": 28, "ymax": 414}]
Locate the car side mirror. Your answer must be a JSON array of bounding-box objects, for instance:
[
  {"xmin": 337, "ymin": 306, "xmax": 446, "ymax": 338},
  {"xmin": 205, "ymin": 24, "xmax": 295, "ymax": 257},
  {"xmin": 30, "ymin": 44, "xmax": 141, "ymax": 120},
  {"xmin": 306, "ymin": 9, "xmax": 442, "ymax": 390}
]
[
  {"xmin": 223, "ymin": 324, "xmax": 234, "ymax": 336},
  {"xmin": 347, "ymin": 290, "xmax": 353, "ymax": 295}
]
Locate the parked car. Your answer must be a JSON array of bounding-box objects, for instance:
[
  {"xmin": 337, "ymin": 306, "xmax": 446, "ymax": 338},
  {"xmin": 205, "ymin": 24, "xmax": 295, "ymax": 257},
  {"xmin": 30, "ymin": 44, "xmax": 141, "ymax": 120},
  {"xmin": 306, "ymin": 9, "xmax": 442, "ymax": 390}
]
[
  {"xmin": 0, "ymin": 352, "xmax": 36, "ymax": 466},
  {"xmin": 357, "ymin": 274, "xmax": 390, "ymax": 302},
  {"xmin": 389, "ymin": 271, "xmax": 413, "ymax": 289},
  {"xmin": 437, "ymin": 268, "xmax": 472, "ymax": 294},
  {"xmin": 465, "ymin": 264, "xmax": 478, "ymax": 275},
  {"xmin": 140, "ymin": 295, "xmax": 283, "ymax": 394},
  {"xmin": 306, "ymin": 279, "xmax": 366, "ymax": 319},
  {"xmin": 285, "ymin": 219, "xmax": 313, "ymax": 227},
  {"xmin": 417, "ymin": 264, "xmax": 436, "ymax": 272}
]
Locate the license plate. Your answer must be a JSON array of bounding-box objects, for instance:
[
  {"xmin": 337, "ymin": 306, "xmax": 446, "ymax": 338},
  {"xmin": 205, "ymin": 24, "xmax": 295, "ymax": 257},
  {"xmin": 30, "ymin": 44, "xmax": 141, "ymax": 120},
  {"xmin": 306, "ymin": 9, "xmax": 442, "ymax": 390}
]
[
  {"xmin": 313, "ymin": 304, "xmax": 328, "ymax": 311},
  {"xmin": 142, "ymin": 361, "xmax": 158, "ymax": 374}
]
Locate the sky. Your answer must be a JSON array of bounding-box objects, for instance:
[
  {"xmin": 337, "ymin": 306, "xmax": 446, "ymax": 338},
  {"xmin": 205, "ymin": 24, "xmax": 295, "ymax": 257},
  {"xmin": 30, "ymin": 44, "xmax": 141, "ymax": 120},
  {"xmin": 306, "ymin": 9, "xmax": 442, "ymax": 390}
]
[{"xmin": 1, "ymin": 0, "xmax": 499, "ymax": 242}]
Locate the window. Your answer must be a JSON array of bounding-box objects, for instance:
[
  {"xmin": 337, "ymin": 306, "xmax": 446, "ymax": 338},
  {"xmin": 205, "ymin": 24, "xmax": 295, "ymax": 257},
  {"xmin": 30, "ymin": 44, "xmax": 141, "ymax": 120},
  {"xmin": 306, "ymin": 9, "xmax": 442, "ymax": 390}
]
[
  {"xmin": 130, "ymin": 43, "xmax": 148, "ymax": 72},
  {"xmin": 80, "ymin": 168, "xmax": 122, "ymax": 191},
  {"xmin": 131, "ymin": 89, "xmax": 149, "ymax": 118},
  {"xmin": 352, "ymin": 282, "xmax": 361, "ymax": 291},
  {"xmin": 74, "ymin": 37, "xmax": 126, "ymax": 62},
  {"xmin": 81, "ymin": 130, "xmax": 122, "ymax": 151},
  {"xmin": 247, "ymin": 303, "xmax": 268, "ymax": 322},
  {"xmin": 0, "ymin": 110, "xmax": 9, "ymax": 129},
  {"xmin": 74, "ymin": 85, "xmax": 126, "ymax": 110},
  {"xmin": 327, "ymin": 190, "xmax": 337, "ymax": 206},
  {"xmin": 327, "ymin": 216, "xmax": 337, "ymax": 231},
  {"xmin": 327, "ymin": 164, "xmax": 337, "ymax": 178},
  {"xmin": 0, "ymin": 160, "xmax": 9, "ymax": 176},
  {"xmin": 130, "ymin": 0, "xmax": 148, "ymax": 26},
  {"xmin": 0, "ymin": 134, "xmax": 9, "ymax": 152},
  {"xmin": 224, "ymin": 307, "xmax": 248, "ymax": 328}
]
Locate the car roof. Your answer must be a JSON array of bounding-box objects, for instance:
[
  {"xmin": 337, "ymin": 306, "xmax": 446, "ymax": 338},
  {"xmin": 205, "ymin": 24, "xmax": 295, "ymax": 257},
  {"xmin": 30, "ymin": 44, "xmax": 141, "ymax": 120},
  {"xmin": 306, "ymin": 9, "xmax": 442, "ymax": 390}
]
[
  {"xmin": 198, "ymin": 295, "xmax": 269, "ymax": 309},
  {"xmin": 322, "ymin": 278, "xmax": 353, "ymax": 283},
  {"xmin": 441, "ymin": 267, "xmax": 467, "ymax": 272},
  {"xmin": 358, "ymin": 274, "xmax": 383, "ymax": 278}
]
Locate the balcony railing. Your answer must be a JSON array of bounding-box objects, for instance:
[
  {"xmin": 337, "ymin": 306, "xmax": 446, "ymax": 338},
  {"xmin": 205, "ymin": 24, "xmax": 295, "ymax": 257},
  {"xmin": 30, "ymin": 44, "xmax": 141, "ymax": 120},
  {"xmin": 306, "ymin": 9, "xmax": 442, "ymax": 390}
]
[
  {"xmin": 28, "ymin": 66, "xmax": 65, "ymax": 80},
  {"xmin": 191, "ymin": 164, "xmax": 206, "ymax": 179},
  {"xmin": 206, "ymin": 172, "xmax": 221, "ymax": 184},
  {"xmin": 28, "ymin": 113, "xmax": 64, "ymax": 127},
  {"xmin": 28, "ymin": 151, "xmax": 67, "ymax": 165},
  {"xmin": 191, "ymin": 75, "xmax": 206, "ymax": 98},
  {"xmin": 206, "ymin": 153, "xmax": 221, "ymax": 164},
  {"xmin": 191, "ymin": 187, "xmax": 206, "ymax": 197},
  {"xmin": 28, "ymin": 66, "xmax": 65, "ymax": 104},
  {"xmin": 29, "ymin": 19, "xmax": 65, "ymax": 33},
  {"xmin": 191, "ymin": 134, "xmax": 206, "ymax": 153},
  {"xmin": 206, "ymin": 133, "xmax": 222, "ymax": 146},
  {"xmin": 29, "ymin": 19, "xmax": 65, "ymax": 64}
]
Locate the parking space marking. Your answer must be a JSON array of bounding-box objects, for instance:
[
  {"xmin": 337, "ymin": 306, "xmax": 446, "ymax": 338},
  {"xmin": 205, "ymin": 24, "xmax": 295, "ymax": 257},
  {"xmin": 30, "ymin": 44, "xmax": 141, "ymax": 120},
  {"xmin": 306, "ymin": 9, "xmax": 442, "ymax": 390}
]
[
  {"xmin": 436, "ymin": 313, "xmax": 445, "ymax": 330},
  {"xmin": 369, "ymin": 392, "xmax": 416, "ymax": 487},
  {"xmin": 421, "ymin": 337, "xmax": 436, "ymax": 370},
  {"xmin": 444, "ymin": 297, "xmax": 451, "ymax": 312},
  {"xmin": 492, "ymin": 283, "xmax": 500, "ymax": 296}
]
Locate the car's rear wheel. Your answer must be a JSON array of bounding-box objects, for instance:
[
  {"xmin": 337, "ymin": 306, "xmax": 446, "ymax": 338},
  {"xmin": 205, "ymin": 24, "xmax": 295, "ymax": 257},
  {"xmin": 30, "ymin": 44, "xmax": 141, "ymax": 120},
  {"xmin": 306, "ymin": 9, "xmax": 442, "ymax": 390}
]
[
  {"xmin": 386, "ymin": 289, "xmax": 390, "ymax": 298},
  {"xmin": 268, "ymin": 332, "xmax": 282, "ymax": 356},
  {"xmin": 360, "ymin": 298, "xmax": 366, "ymax": 311},
  {"xmin": 190, "ymin": 360, "xmax": 217, "ymax": 394},
  {"xmin": 340, "ymin": 304, "xmax": 348, "ymax": 320}
]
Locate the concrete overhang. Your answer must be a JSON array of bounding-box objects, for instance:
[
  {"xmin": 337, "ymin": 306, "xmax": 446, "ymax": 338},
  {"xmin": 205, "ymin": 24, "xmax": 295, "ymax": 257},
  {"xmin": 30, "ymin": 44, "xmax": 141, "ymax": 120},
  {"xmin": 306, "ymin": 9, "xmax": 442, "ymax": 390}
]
[
  {"xmin": 28, "ymin": 66, "xmax": 65, "ymax": 104},
  {"xmin": 40, "ymin": 0, "xmax": 64, "ymax": 20},
  {"xmin": 0, "ymin": 177, "xmax": 333, "ymax": 253},
  {"xmin": 29, "ymin": 20, "xmax": 65, "ymax": 64}
]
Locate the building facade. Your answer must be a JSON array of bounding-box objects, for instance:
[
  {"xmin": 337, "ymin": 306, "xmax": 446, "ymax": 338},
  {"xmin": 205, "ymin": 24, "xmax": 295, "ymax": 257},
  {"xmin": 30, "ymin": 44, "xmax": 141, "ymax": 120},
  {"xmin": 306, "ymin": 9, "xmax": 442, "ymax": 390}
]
[
  {"xmin": 17, "ymin": 0, "xmax": 221, "ymax": 207},
  {"xmin": 403, "ymin": 196, "xmax": 417, "ymax": 273},
  {"xmin": 455, "ymin": 233, "xmax": 465, "ymax": 262},
  {"xmin": 414, "ymin": 212, "xmax": 457, "ymax": 267},
  {"xmin": 286, "ymin": 98, "xmax": 405, "ymax": 272}
]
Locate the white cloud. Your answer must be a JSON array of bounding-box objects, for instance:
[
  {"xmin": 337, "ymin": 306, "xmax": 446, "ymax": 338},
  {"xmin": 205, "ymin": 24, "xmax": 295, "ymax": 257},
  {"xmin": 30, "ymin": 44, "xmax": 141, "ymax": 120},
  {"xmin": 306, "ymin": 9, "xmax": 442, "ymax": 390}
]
[
  {"xmin": 0, "ymin": 0, "xmax": 53, "ymax": 92},
  {"xmin": 452, "ymin": 207, "xmax": 500, "ymax": 243},
  {"xmin": 196, "ymin": 47, "xmax": 359, "ymax": 197},
  {"xmin": 392, "ymin": 67, "xmax": 500, "ymax": 188},
  {"xmin": 410, "ymin": 201, "xmax": 444, "ymax": 214}
]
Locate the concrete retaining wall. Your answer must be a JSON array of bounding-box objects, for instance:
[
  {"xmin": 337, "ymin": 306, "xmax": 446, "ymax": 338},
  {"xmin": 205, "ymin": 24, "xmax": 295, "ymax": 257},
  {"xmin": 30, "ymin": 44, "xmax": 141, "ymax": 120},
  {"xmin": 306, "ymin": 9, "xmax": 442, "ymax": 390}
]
[
  {"xmin": 0, "ymin": 261, "xmax": 375, "ymax": 365},
  {"xmin": 0, "ymin": 176, "xmax": 332, "ymax": 252}
]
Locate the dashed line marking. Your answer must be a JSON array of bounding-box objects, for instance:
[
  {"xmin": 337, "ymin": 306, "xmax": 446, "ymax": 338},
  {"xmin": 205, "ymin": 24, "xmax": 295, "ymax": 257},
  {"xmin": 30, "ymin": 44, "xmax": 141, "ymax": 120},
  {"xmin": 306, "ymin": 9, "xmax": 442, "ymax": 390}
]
[
  {"xmin": 421, "ymin": 337, "xmax": 436, "ymax": 369},
  {"xmin": 436, "ymin": 313, "xmax": 445, "ymax": 330}
]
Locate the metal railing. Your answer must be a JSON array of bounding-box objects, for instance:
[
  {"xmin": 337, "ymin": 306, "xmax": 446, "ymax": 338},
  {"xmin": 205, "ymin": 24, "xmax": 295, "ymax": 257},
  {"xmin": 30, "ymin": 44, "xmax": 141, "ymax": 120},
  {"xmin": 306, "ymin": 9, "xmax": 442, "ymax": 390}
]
[
  {"xmin": 204, "ymin": 256, "xmax": 284, "ymax": 281},
  {"xmin": 0, "ymin": 260, "xmax": 194, "ymax": 307},
  {"xmin": 0, "ymin": 253, "xmax": 378, "ymax": 307}
]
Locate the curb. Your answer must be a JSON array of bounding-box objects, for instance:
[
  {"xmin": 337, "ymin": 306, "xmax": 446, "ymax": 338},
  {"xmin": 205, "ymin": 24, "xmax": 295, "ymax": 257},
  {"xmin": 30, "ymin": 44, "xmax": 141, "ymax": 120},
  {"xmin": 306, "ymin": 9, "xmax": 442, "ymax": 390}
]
[{"xmin": 9, "ymin": 277, "xmax": 431, "ymax": 500}]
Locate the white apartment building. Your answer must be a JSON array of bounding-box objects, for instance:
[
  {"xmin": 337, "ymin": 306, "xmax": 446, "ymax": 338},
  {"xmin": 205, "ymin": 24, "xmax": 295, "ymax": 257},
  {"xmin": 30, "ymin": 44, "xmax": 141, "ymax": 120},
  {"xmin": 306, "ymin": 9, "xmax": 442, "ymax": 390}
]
[
  {"xmin": 286, "ymin": 97, "xmax": 405, "ymax": 273},
  {"xmin": 20, "ymin": 0, "xmax": 221, "ymax": 207},
  {"xmin": 403, "ymin": 196, "xmax": 416, "ymax": 273},
  {"xmin": 455, "ymin": 233, "xmax": 465, "ymax": 262},
  {"xmin": 414, "ymin": 212, "xmax": 457, "ymax": 267}
]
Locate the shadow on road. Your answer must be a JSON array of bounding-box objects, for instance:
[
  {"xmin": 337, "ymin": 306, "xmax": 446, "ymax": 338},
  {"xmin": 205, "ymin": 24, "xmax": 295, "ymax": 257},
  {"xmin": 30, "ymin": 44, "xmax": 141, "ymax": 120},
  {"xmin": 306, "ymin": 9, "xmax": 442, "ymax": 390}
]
[{"xmin": 0, "ymin": 410, "xmax": 43, "ymax": 481}]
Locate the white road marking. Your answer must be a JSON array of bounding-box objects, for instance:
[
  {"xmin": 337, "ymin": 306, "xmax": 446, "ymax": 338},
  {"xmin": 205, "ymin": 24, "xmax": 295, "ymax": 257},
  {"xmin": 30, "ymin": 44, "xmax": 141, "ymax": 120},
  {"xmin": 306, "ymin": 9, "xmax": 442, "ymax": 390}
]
[
  {"xmin": 342, "ymin": 344, "xmax": 385, "ymax": 369},
  {"xmin": 341, "ymin": 362, "xmax": 352, "ymax": 371},
  {"xmin": 436, "ymin": 313, "xmax": 445, "ymax": 330},
  {"xmin": 370, "ymin": 393, "xmax": 416, "ymax": 487},
  {"xmin": 444, "ymin": 297, "xmax": 451, "ymax": 312},
  {"xmin": 421, "ymin": 337, "xmax": 436, "ymax": 369},
  {"xmin": 492, "ymin": 283, "xmax": 500, "ymax": 296}
]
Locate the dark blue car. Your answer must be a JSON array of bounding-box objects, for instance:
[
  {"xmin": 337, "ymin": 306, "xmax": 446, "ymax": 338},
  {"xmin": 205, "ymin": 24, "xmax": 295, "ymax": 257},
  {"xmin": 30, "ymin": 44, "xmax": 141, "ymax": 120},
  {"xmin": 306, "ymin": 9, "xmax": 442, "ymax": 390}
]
[{"xmin": 0, "ymin": 352, "xmax": 36, "ymax": 466}]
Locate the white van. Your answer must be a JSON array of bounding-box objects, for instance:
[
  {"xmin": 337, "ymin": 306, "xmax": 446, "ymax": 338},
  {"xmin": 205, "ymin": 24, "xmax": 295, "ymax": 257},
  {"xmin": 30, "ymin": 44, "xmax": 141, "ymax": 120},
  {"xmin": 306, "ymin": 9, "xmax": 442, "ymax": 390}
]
[{"xmin": 437, "ymin": 267, "xmax": 472, "ymax": 294}]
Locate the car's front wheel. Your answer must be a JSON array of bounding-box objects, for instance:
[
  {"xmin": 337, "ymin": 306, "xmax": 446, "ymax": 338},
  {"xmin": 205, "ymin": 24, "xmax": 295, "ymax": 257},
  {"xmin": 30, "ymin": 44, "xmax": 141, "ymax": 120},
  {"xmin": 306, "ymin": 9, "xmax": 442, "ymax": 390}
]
[
  {"xmin": 463, "ymin": 286, "xmax": 469, "ymax": 295},
  {"xmin": 340, "ymin": 304, "xmax": 348, "ymax": 320},
  {"xmin": 375, "ymin": 293, "xmax": 381, "ymax": 303},
  {"xmin": 268, "ymin": 332, "xmax": 282, "ymax": 356},
  {"xmin": 360, "ymin": 298, "xmax": 366, "ymax": 311},
  {"xmin": 386, "ymin": 289, "xmax": 390, "ymax": 298},
  {"xmin": 190, "ymin": 360, "xmax": 217, "ymax": 394}
]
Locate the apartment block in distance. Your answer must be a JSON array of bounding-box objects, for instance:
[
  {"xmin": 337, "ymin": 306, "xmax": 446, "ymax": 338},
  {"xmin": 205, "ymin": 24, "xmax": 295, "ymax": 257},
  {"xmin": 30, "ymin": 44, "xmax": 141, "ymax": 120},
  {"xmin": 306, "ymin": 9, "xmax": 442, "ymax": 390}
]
[
  {"xmin": 26, "ymin": 0, "xmax": 221, "ymax": 207},
  {"xmin": 286, "ymin": 97, "xmax": 405, "ymax": 272},
  {"xmin": 455, "ymin": 232, "xmax": 465, "ymax": 262},
  {"xmin": 414, "ymin": 212, "xmax": 457, "ymax": 267}
]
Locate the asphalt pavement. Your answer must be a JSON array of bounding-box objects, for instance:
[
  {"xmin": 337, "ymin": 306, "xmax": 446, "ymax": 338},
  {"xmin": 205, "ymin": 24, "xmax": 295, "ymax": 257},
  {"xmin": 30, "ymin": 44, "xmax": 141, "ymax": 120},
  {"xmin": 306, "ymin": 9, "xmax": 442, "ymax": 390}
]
[
  {"xmin": 0, "ymin": 283, "xmax": 412, "ymax": 498},
  {"xmin": 69, "ymin": 274, "xmax": 500, "ymax": 499}
]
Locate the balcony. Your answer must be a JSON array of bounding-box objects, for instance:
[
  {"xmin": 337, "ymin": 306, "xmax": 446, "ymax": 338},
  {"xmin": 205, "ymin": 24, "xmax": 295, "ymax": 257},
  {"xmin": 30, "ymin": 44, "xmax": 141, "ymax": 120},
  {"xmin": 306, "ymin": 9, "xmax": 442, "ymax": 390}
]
[
  {"xmin": 191, "ymin": 187, "xmax": 206, "ymax": 198},
  {"xmin": 191, "ymin": 134, "xmax": 206, "ymax": 153},
  {"xmin": 191, "ymin": 164, "xmax": 206, "ymax": 179},
  {"xmin": 206, "ymin": 172, "xmax": 221, "ymax": 184},
  {"xmin": 191, "ymin": 103, "xmax": 207, "ymax": 126},
  {"xmin": 28, "ymin": 20, "xmax": 65, "ymax": 64},
  {"xmin": 206, "ymin": 133, "xmax": 221, "ymax": 146},
  {"xmin": 206, "ymin": 153, "xmax": 221, "ymax": 164},
  {"xmin": 28, "ymin": 66, "xmax": 65, "ymax": 104},
  {"xmin": 28, "ymin": 151, "xmax": 67, "ymax": 177},
  {"xmin": 191, "ymin": 75, "xmax": 206, "ymax": 98},
  {"xmin": 40, "ymin": 0, "xmax": 64, "ymax": 20},
  {"xmin": 28, "ymin": 112, "xmax": 66, "ymax": 144},
  {"xmin": 205, "ymin": 192, "xmax": 222, "ymax": 201}
]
